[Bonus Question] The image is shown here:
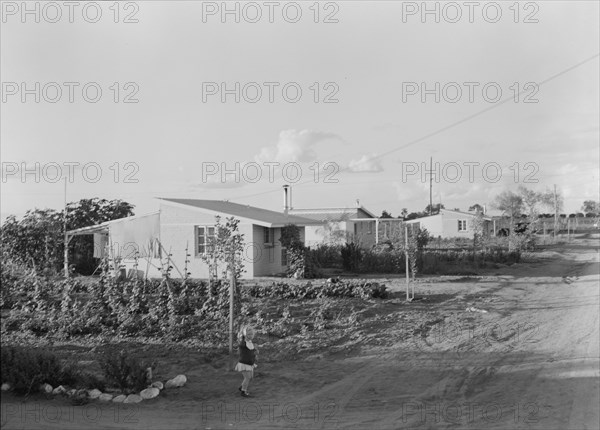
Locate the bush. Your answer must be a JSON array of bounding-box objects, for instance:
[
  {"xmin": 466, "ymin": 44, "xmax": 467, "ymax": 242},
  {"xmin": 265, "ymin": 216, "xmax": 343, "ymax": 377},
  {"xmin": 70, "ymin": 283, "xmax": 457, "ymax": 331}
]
[
  {"xmin": 308, "ymin": 244, "xmax": 343, "ymax": 269},
  {"xmin": 246, "ymin": 280, "xmax": 388, "ymax": 300},
  {"xmin": 341, "ymin": 243, "xmax": 362, "ymax": 272},
  {"xmin": 100, "ymin": 349, "xmax": 157, "ymax": 393},
  {"xmin": 0, "ymin": 346, "xmax": 88, "ymax": 395},
  {"xmin": 359, "ymin": 248, "xmax": 402, "ymax": 273}
]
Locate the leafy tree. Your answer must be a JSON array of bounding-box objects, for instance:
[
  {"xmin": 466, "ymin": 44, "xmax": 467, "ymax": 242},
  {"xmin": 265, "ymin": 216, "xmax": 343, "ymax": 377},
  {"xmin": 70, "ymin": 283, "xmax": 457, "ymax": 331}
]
[
  {"xmin": 280, "ymin": 224, "xmax": 309, "ymax": 278},
  {"xmin": 405, "ymin": 212, "xmax": 425, "ymax": 220},
  {"xmin": 517, "ymin": 186, "xmax": 547, "ymax": 237},
  {"xmin": 469, "ymin": 204, "xmax": 484, "ymax": 213},
  {"xmin": 472, "ymin": 211, "xmax": 490, "ymax": 256},
  {"xmin": 424, "ymin": 203, "xmax": 444, "ymax": 215},
  {"xmin": 400, "ymin": 208, "xmax": 408, "ymax": 219},
  {"xmin": 200, "ymin": 216, "xmax": 246, "ymax": 281},
  {"xmin": 582, "ymin": 200, "xmax": 599, "ymax": 214},
  {"xmin": 0, "ymin": 210, "xmax": 64, "ymax": 272},
  {"xmin": 67, "ymin": 199, "xmax": 134, "ymax": 229},
  {"xmin": 318, "ymin": 220, "xmax": 348, "ymax": 245},
  {"xmin": 380, "ymin": 210, "xmax": 393, "ymax": 219},
  {"xmin": 492, "ymin": 190, "xmax": 523, "ymax": 234},
  {"xmin": 517, "ymin": 186, "xmax": 555, "ymax": 218}
]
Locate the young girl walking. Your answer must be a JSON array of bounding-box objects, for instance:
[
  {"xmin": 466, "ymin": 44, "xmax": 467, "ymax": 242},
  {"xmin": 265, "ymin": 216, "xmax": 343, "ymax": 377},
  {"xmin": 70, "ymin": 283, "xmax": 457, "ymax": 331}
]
[{"xmin": 235, "ymin": 326, "xmax": 258, "ymax": 397}]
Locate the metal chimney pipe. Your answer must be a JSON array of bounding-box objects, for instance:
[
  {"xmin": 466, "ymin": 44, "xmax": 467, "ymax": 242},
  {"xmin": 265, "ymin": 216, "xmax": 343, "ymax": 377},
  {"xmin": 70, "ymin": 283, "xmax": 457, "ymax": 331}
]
[{"xmin": 283, "ymin": 185, "xmax": 289, "ymax": 213}]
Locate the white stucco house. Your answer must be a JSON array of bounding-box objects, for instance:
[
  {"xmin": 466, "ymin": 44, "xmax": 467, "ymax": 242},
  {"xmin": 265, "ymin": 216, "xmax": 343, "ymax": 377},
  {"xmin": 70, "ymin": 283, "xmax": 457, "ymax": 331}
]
[
  {"xmin": 288, "ymin": 206, "xmax": 379, "ymax": 248},
  {"xmin": 404, "ymin": 209, "xmax": 493, "ymax": 238},
  {"xmin": 67, "ymin": 198, "xmax": 321, "ymax": 279}
]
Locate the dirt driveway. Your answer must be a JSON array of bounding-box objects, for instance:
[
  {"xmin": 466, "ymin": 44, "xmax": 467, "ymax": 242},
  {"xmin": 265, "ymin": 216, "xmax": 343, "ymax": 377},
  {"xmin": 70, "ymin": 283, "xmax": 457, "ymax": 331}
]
[{"xmin": 2, "ymin": 236, "xmax": 598, "ymax": 429}]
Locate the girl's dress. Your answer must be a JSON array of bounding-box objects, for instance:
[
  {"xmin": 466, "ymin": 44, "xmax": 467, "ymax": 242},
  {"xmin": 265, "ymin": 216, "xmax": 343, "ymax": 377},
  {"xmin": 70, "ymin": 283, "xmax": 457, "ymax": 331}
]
[{"xmin": 235, "ymin": 339, "xmax": 256, "ymax": 372}]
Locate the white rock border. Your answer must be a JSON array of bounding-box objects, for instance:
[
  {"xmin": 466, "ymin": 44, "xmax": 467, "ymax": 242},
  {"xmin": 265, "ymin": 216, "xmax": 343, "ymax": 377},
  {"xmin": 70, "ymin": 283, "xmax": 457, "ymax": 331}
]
[{"xmin": 4, "ymin": 374, "xmax": 187, "ymax": 405}]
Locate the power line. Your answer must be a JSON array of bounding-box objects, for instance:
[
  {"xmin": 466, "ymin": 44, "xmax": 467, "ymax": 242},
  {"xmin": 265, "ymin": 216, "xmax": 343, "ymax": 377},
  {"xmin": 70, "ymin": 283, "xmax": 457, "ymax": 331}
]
[{"xmin": 229, "ymin": 53, "xmax": 600, "ymax": 202}]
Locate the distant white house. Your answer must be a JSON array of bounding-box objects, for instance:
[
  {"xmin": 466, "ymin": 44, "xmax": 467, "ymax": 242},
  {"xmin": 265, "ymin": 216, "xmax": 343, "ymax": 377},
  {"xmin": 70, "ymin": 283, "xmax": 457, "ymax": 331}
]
[
  {"xmin": 288, "ymin": 206, "xmax": 379, "ymax": 248},
  {"xmin": 404, "ymin": 209, "xmax": 493, "ymax": 238},
  {"xmin": 67, "ymin": 198, "xmax": 321, "ymax": 279}
]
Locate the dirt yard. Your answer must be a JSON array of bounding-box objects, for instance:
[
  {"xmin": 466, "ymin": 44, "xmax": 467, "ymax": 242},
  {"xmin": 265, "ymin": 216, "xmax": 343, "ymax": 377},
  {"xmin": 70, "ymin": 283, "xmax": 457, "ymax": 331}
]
[{"xmin": 2, "ymin": 235, "xmax": 599, "ymax": 430}]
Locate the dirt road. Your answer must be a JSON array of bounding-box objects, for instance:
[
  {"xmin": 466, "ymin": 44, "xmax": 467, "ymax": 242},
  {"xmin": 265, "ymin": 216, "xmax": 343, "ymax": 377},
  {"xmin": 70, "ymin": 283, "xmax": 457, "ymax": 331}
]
[{"xmin": 2, "ymin": 236, "xmax": 598, "ymax": 429}]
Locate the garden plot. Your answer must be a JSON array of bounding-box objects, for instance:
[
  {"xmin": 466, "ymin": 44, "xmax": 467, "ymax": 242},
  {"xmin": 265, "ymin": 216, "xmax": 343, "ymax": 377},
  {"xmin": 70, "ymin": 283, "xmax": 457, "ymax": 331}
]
[{"xmin": 1, "ymin": 235, "xmax": 598, "ymax": 429}]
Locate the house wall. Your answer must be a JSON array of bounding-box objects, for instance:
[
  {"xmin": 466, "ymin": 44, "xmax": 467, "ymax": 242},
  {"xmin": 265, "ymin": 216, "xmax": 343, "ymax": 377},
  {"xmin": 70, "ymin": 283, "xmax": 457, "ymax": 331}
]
[
  {"xmin": 440, "ymin": 211, "xmax": 473, "ymax": 238},
  {"xmin": 354, "ymin": 209, "xmax": 376, "ymax": 248},
  {"xmin": 148, "ymin": 203, "xmax": 257, "ymax": 279},
  {"xmin": 351, "ymin": 220, "xmax": 376, "ymax": 248},
  {"xmin": 440, "ymin": 212, "xmax": 493, "ymax": 238},
  {"xmin": 411, "ymin": 215, "xmax": 444, "ymax": 237},
  {"xmin": 120, "ymin": 203, "xmax": 310, "ymax": 279},
  {"xmin": 407, "ymin": 212, "xmax": 493, "ymax": 239},
  {"xmin": 251, "ymin": 225, "xmax": 305, "ymax": 276}
]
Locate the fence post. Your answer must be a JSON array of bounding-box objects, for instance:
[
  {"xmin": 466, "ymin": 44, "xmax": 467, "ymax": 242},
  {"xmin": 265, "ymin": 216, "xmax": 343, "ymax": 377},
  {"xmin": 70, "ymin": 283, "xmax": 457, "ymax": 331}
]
[
  {"xmin": 405, "ymin": 225, "xmax": 410, "ymax": 301},
  {"xmin": 229, "ymin": 259, "xmax": 235, "ymax": 368}
]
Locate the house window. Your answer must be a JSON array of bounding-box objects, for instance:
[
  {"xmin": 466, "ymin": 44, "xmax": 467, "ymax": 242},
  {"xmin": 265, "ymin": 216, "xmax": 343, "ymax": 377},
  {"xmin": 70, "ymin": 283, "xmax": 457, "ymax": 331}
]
[
  {"xmin": 196, "ymin": 226, "xmax": 215, "ymax": 255},
  {"xmin": 264, "ymin": 227, "xmax": 273, "ymax": 245},
  {"xmin": 458, "ymin": 220, "xmax": 467, "ymax": 231},
  {"xmin": 281, "ymin": 248, "xmax": 288, "ymax": 266}
]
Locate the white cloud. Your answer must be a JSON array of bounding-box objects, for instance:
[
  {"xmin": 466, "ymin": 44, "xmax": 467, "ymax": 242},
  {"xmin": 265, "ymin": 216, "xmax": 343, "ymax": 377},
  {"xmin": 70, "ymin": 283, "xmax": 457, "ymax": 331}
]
[
  {"xmin": 347, "ymin": 153, "xmax": 384, "ymax": 173},
  {"xmin": 254, "ymin": 129, "xmax": 341, "ymax": 164}
]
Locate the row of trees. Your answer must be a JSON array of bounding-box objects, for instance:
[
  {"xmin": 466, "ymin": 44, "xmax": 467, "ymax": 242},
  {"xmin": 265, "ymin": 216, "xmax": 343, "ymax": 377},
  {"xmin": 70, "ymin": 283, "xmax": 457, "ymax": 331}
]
[
  {"xmin": 380, "ymin": 204, "xmax": 446, "ymax": 220},
  {"xmin": 379, "ymin": 187, "xmax": 599, "ymax": 221}
]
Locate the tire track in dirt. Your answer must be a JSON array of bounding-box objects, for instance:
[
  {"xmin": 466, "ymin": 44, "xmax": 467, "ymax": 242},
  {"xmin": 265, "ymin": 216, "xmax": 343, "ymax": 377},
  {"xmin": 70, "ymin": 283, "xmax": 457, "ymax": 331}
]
[
  {"xmin": 291, "ymin": 355, "xmax": 394, "ymax": 429},
  {"xmin": 377, "ymin": 246, "xmax": 599, "ymax": 429}
]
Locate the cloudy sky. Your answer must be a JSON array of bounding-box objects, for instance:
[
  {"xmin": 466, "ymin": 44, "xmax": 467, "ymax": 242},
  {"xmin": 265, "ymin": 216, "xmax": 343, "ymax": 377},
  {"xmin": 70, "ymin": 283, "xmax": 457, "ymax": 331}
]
[{"xmin": 1, "ymin": 1, "xmax": 599, "ymax": 221}]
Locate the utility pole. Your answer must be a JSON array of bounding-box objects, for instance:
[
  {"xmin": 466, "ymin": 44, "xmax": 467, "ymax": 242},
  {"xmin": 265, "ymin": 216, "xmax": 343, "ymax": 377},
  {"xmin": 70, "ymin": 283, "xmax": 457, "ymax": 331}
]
[
  {"xmin": 553, "ymin": 184, "xmax": 558, "ymax": 239},
  {"xmin": 429, "ymin": 157, "xmax": 433, "ymax": 215},
  {"xmin": 63, "ymin": 177, "xmax": 69, "ymax": 278},
  {"xmin": 405, "ymin": 224, "xmax": 410, "ymax": 301},
  {"xmin": 229, "ymin": 253, "xmax": 235, "ymax": 366}
]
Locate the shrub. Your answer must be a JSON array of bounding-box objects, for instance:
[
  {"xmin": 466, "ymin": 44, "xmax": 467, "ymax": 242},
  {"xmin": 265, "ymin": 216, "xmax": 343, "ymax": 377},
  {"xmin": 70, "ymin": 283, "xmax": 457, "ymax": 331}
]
[
  {"xmin": 359, "ymin": 248, "xmax": 401, "ymax": 273},
  {"xmin": 246, "ymin": 280, "xmax": 388, "ymax": 300},
  {"xmin": 0, "ymin": 346, "xmax": 89, "ymax": 395},
  {"xmin": 341, "ymin": 243, "xmax": 362, "ymax": 272},
  {"xmin": 308, "ymin": 244, "xmax": 343, "ymax": 269},
  {"xmin": 100, "ymin": 349, "xmax": 157, "ymax": 393},
  {"xmin": 0, "ymin": 254, "xmax": 30, "ymax": 309}
]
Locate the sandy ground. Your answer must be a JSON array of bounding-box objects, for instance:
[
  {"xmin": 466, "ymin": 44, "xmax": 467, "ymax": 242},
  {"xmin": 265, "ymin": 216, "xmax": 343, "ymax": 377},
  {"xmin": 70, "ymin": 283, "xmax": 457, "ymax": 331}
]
[{"xmin": 2, "ymin": 235, "xmax": 599, "ymax": 430}]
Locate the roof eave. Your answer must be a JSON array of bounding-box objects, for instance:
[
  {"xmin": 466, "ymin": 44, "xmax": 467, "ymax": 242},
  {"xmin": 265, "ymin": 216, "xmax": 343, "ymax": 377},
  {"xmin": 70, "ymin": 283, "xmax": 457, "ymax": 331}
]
[{"xmin": 159, "ymin": 199, "xmax": 320, "ymax": 227}]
